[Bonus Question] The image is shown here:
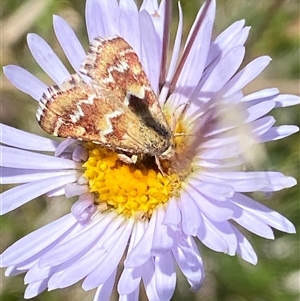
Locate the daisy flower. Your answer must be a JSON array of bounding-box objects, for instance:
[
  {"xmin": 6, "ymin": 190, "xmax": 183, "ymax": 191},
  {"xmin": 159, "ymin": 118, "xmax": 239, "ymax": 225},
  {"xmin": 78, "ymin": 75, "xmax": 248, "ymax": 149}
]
[{"xmin": 1, "ymin": 0, "xmax": 299, "ymax": 300}]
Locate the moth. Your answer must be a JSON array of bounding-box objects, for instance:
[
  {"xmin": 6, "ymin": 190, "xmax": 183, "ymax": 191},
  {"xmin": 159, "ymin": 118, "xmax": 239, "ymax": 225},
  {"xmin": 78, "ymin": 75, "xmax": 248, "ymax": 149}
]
[{"xmin": 37, "ymin": 37, "xmax": 172, "ymax": 164}]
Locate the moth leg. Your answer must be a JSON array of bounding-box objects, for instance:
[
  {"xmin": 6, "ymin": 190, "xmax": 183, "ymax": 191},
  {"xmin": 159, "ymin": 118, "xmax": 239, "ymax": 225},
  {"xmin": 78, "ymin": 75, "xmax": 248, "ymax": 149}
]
[
  {"xmin": 155, "ymin": 155, "xmax": 166, "ymax": 176},
  {"xmin": 118, "ymin": 154, "xmax": 138, "ymax": 164}
]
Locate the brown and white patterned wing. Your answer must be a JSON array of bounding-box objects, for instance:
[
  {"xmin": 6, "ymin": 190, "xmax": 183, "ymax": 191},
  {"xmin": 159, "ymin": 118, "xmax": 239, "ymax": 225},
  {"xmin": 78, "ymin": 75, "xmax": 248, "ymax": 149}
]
[
  {"xmin": 80, "ymin": 36, "xmax": 171, "ymax": 140},
  {"xmin": 36, "ymin": 73, "xmax": 170, "ymax": 155}
]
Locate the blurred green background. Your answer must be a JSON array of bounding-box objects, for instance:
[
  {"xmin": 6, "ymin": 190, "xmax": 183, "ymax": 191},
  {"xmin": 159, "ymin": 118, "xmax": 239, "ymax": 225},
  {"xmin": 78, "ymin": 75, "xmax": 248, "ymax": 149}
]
[{"xmin": 1, "ymin": 0, "xmax": 299, "ymax": 301}]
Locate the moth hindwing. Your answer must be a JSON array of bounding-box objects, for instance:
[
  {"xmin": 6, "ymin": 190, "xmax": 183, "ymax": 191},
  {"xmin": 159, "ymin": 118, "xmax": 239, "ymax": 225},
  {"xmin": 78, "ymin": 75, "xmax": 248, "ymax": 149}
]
[{"xmin": 37, "ymin": 36, "xmax": 171, "ymax": 157}]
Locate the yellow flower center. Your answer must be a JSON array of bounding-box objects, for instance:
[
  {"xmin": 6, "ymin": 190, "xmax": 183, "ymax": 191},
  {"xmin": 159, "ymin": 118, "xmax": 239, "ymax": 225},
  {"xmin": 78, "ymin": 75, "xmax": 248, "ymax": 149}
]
[{"xmin": 82, "ymin": 117, "xmax": 194, "ymax": 220}]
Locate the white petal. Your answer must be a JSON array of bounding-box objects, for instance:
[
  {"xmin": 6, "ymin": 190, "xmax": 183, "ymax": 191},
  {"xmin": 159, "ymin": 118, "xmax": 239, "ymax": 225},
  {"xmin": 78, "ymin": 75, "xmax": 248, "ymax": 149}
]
[
  {"xmin": 151, "ymin": 206, "xmax": 174, "ymax": 255},
  {"xmin": 232, "ymin": 226, "xmax": 258, "ymax": 264},
  {"xmin": 0, "ymin": 214, "xmax": 77, "ymax": 266},
  {"xmin": 27, "ymin": 33, "xmax": 70, "ymax": 84},
  {"xmin": 1, "ymin": 145, "xmax": 79, "ymax": 170},
  {"xmin": 82, "ymin": 220, "xmax": 133, "ymax": 290},
  {"xmin": 139, "ymin": 10, "xmax": 160, "ymax": 91},
  {"xmin": 3, "ymin": 65, "xmax": 47, "ymax": 101},
  {"xmin": 24, "ymin": 280, "xmax": 48, "ymax": 299},
  {"xmin": 197, "ymin": 215, "xmax": 237, "ymax": 255},
  {"xmin": 1, "ymin": 174, "xmax": 78, "ymax": 214},
  {"xmin": 119, "ymin": 0, "xmax": 140, "ymax": 57},
  {"xmin": 232, "ymin": 204, "xmax": 274, "ymax": 239},
  {"xmin": 93, "ymin": 270, "xmax": 117, "ymax": 301},
  {"xmin": 53, "ymin": 15, "xmax": 86, "ymax": 72},
  {"xmin": 223, "ymin": 56, "xmax": 272, "ymax": 97},
  {"xmin": 155, "ymin": 252, "xmax": 176, "ymax": 301},
  {"xmin": 39, "ymin": 213, "xmax": 115, "ymax": 267},
  {"xmin": 200, "ymin": 171, "xmax": 296, "ymax": 192},
  {"xmin": 273, "ymin": 94, "xmax": 300, "ymax": 107},
  {"xmin": 85, "ymin": 0, "xmax": 106, "ymax": 41},
  {"xmin": 159, "ymin": 2, "xmax": 183, "ymax": 104},
  {"xmin": 48, "ymin": 216, "xmax": 125, "ymax": 289},
  {"xmin": 162, "ymin": 198, "xmax": 181, "ymax": 230},
  {"xmin": 260, "ymin": 125, "xmax": 299, "ymax": 142},
  {"xmin": 207, "ymin": 20, "xmax": 246, "ymax": 64},
  {"xmin": 178, "ymin": 191, "xmax": 202, "ymax": 236},
  {"xmin": 125, "ymin": 212, "xmax": 156, "ymax": 268},
  {"xmin": 0, "ymin": 167, "xmax": 77, "ymax": 184},
  {"xmin": 242, "ymin": 88, "xmax": 279, "ymax": 102},
  {"xmin": 0, "ymin": 123, "xmax": 58, "ymax": 151},
  {"xmin": 231, "ymin": 193, "xmax": 296, "ymax": 233},
  {"xmin": 172, "ymin": 237, "xmax": 204, "ymax": 287},
  {"xmin": 142, "ymin": 259, "xmax": 160, "ymax": 301}
]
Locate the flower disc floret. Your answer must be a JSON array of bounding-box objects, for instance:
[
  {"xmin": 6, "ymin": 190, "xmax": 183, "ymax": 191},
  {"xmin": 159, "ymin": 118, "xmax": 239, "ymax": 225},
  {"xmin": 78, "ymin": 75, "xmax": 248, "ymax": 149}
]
[{"xmin": 83, "ymin": 145, "xmax": 181, "ymax": 218}]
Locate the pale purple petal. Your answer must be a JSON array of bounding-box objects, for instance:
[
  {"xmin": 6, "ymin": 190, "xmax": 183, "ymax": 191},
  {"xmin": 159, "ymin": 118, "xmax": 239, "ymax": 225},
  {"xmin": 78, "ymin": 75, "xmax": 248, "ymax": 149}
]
[
  {"xmin": 39, "ymin": 213, "xmax": 114, "ymax": 267},
  {"xmin": 93, "ymin": 269, "xmax": 117, "ymax": 301},
  {"xmin": 3, "ymin": 65, "xmax": 47, "ymax": 101},
  {"xmin": 232, "ymin": 205, "xmax": 274, "ymax": 239},
  {"xmin": 186, "ymin": 182, "xmax": 235, "ymax": 222},
  {"xmin": 142, "ymin": 259, "xmax": 160, "ymax": 301},
  {"xmin": 54, "ymin": 138, "xmax": 77, "ymax": 157},
  {"xmin": 1, "ymin": 174, "xmax": 78, "ymax": 214},
  {"xmin": 207, "ymin": 25, "xmax": 250, "ymax": 68},
  {"xmin": 118, "ymin": 266, "xmax": 143, "ymax": 295},
  {"xmin": 0, "ymin": 123, "xmax": 58, "ymax": 151},
  {"xmin": 0, "ymin": 214, "xmax": 77, "ymax": 266},
  {"xmin": 139, "ymin": 10, "xmax": 160, "ymax": 91},
  {"xmin": 178, "ymin": 191, "xmax": 202, "ymax": 236},
  {"xmin": 48, "ymin": 216, "xmax": 124, "ymax": 289},
  {"xmin": 24, "ymin": 280, "xmax": 48, "ymax": 299},
  {"xmin": 86, "ymin": 0, "xmax": 119, "ymax": 41},
  {"xmin": 207, "ymin": 20, "xmax": 246, "ymax": 64},
  {"xmin": 150, "ymin": 206, "xmax": 174, "ymax": 255},
  {"xmin": 118, "ymin": 221, "xmax": 146, "ymax": 294},
  {"xmin": 155, "ymin": 252, "xmax": 176, "ymax": 301},
  {"xmin": 260, "ymin": 125, "xmax": 299, "ymax": 142},
  {"xmin": 65, "ymin": 183, "xmax": 89, "ymax": 197},
  {"xmin": 197, "ymin": 215, "xmax": 236, "ymax": 254},
  {"xmin": 232, "ymin": 226, "xmax": 258, "ymax": 264},
  {"xmin": 159, "ymin": 2, "xmax": 183, "ymax": 104},
  {"xmin": 98, "ymin": 0, "xmax": 120, "ymax": 36},
  {"xmin": 53, "ymin": 15, "xmax": 86, "ymax": 72},
  {"xmin": 1, "ymin": 146, "xmax": 79, "ymax": 170},
  {"xmin": 4, "ymin": 266, "xmax": 23, "ymax": 276},
  {"xmin": 70, "ymin": 193, "xmax": 95, "ymax": 221},
  {"xmin": 119, "ymin": 289, "xmax": 140, "ymax": 301},
  {"xmin": 119, "ymin": 0, "xmax": 140, "ymax": 57},
  {"xmin": 0, "ymin": 167, "xmax": 77, "ymax": 184},
  {"xmin": 172, "ymin": 237, "xmax": 204, "ymax": 287},
  {"xmin": 85, "ymin": 0, "xmax": 105, "ymax": 41},
  {"xmin": 140, "ymin": 0, "xmax": 158, "ymax": 12},
  {"xmin": 200, "ymin": 171, "xmax": 296, "ymax": 192},
  {"xmin": 243, "ymin": 101, "xmax": 275, "ymax": 123},
  {"xmin": 125, "ymin": 212, "xmax": 156, "ymax": 268},
  {"xmin": 273, "ymin": 94, "xmax": 300, "ymax": 107},
  {"xmin": 194, "ymin": 46, "xmax": 245, "ymax": 104},
  {"xmin": 162, "ymin": 198, "xmax": 181, "ymax": 230},
  {"xmin": 242, "ymin": 88, "xmax": 279, "ymax": 102},
  {"xmin": 27, "ymin": 33, "xmax": 70, "ymax": 84},
  {"xmin": 46, "ymin": 186, "xmax": 66, "ymax": 197},
  {"xmin": 223, "ymin": 56, "xmax": 272, "ymax": 97},
  {"xmin": 231, "ymin": 193, "xmax": 296, "ymax": 233},
  {"xmin": 24, "ymin": 263, "xmax": 53, "ymax": 284},
  {"xmin": 175, "ymin": 0, "xmax": 215, "ymax": 96},
  {"xmin": 82, "ymin": 220, "xmax": 133, "ymax": 290},
  {"xmin": 171, "ymin": 21, "xmax": 213, "ymax": 108}
]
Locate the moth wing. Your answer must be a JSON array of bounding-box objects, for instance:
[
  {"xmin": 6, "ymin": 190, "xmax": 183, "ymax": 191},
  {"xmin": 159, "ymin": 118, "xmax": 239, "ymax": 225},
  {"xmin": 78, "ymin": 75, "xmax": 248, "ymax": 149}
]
[
  {"xmin": 37, "ymin": 74, "xmax": 126, "ymax": 146},
  {"xmin": 36, "ymin": 74, "xmax": 168, "ymax": 154},
  {"xmin": 80, "ymin": 36, "xmax": 171, "ymax": 138}
]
